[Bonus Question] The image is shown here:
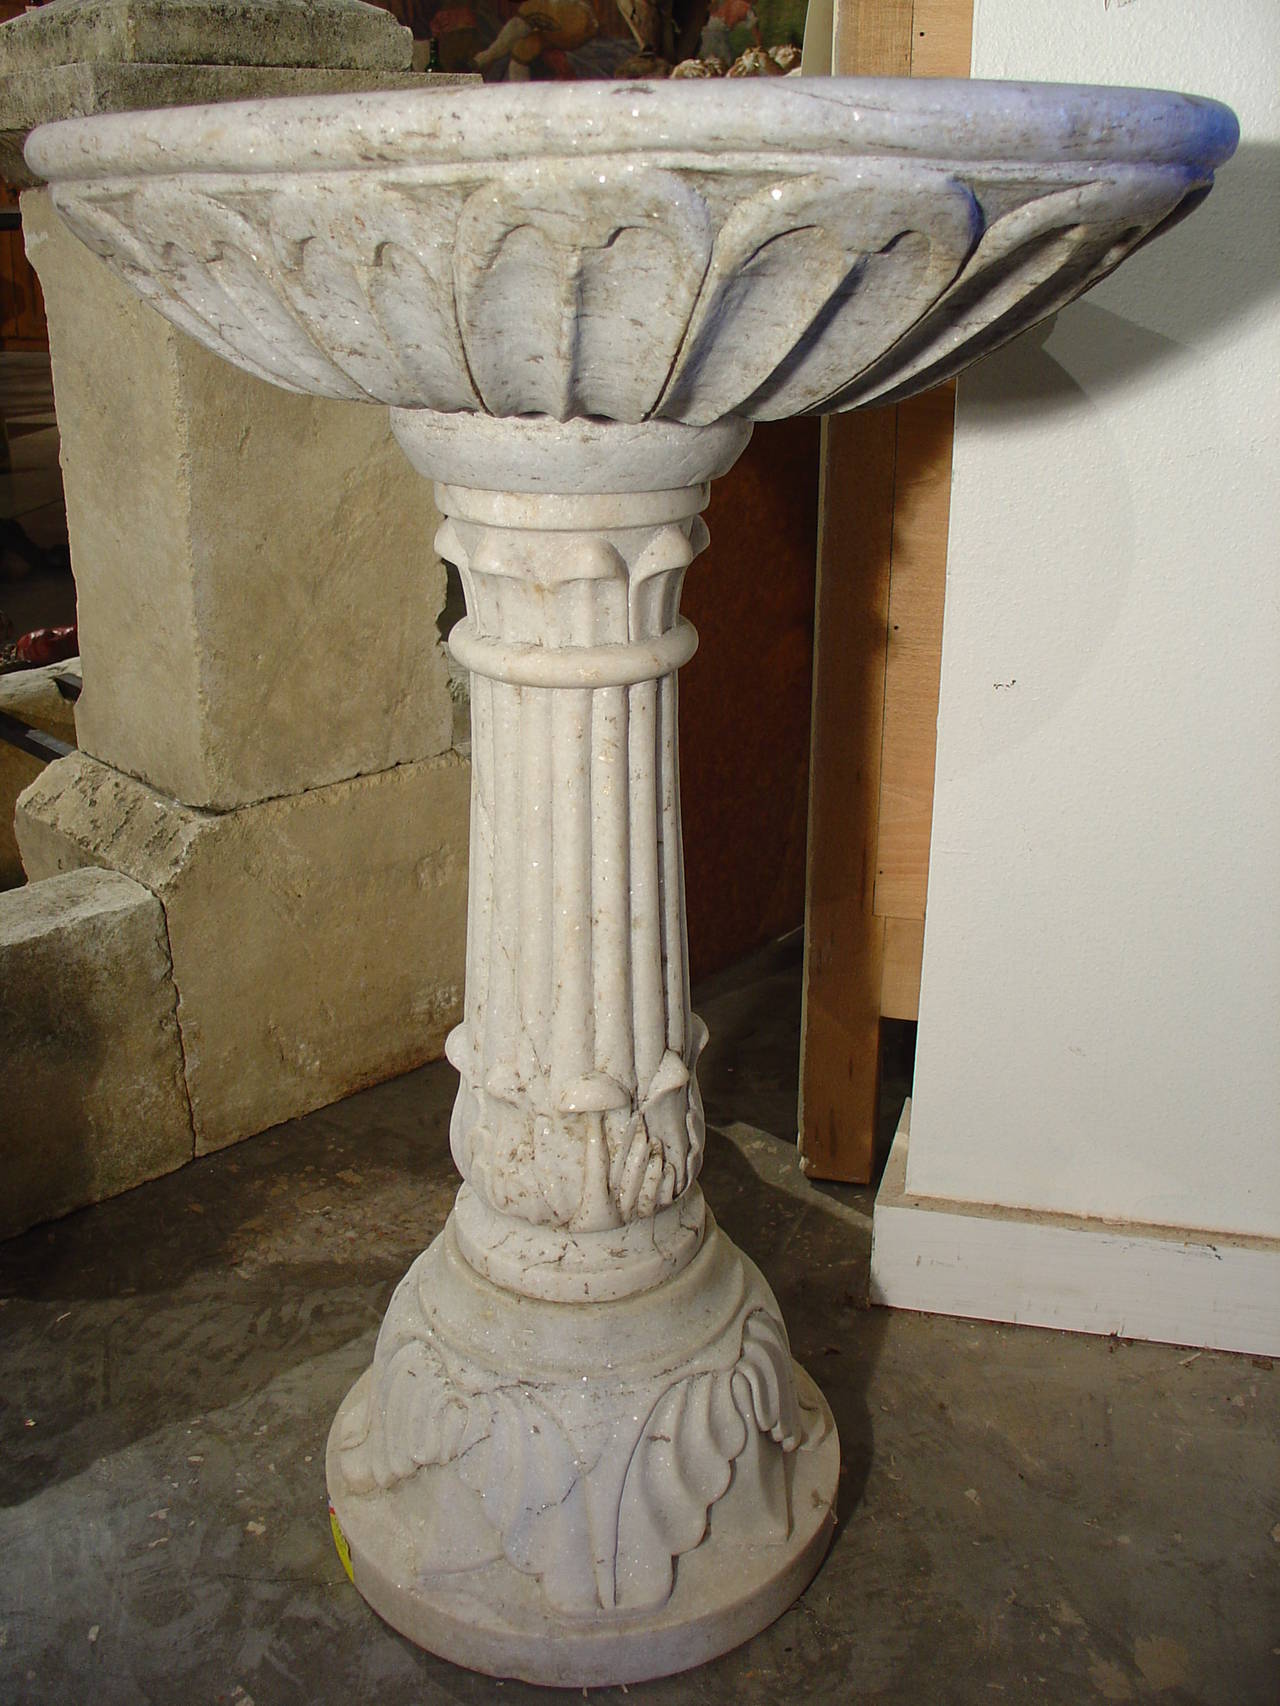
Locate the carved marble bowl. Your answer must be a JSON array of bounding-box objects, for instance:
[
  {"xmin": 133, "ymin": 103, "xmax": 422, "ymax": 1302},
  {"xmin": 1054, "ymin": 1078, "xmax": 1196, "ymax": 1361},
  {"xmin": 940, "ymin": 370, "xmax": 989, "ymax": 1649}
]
[
  {"xmin": 26, "ymin": 76, "xmax": 1237, "ymax": 1686},
  {"xmin": 27, "ymin": 78, "xmax": 1237, "ymax": 429}
]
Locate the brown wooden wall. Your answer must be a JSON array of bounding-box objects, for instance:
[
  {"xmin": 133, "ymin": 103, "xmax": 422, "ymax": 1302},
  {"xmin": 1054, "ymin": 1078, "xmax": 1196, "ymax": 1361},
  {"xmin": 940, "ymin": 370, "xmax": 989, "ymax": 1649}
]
[
  {"xmin": 681, "ymin": 419, "xmax": 820, "ymax": 982},
  {"xmin": 0, "ymin": 184, "xmax": 48, "ymax": 350}
]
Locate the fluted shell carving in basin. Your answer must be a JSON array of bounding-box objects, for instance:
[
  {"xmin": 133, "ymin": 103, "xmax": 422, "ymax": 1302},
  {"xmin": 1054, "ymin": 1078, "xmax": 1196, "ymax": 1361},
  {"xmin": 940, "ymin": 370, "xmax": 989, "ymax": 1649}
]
[{"xmin": 25, "ymin": 78, "xmax": 1238, "ymax": 424}]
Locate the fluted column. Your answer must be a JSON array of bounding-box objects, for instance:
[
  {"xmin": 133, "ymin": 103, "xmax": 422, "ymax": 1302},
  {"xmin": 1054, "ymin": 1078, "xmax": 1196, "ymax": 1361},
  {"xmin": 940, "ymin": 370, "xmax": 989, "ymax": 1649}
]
[{"xmin": 439, "ymin": 481, "xmax": 709, "ymax": 1301}]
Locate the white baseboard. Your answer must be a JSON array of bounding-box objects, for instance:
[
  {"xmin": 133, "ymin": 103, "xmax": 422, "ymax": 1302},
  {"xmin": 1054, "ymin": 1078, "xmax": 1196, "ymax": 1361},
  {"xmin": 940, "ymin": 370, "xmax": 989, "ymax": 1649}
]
[{"xmin": 870, "ymin": 1105, "xmax": 1280, "ymax": 1356}]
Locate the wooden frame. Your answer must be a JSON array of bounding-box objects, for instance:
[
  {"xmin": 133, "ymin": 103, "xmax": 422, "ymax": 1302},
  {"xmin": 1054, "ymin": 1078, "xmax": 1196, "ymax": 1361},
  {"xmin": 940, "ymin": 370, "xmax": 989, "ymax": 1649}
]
[{"xmin": 798, "ymin": 0, "xmax": 973, "ymax": 1181}]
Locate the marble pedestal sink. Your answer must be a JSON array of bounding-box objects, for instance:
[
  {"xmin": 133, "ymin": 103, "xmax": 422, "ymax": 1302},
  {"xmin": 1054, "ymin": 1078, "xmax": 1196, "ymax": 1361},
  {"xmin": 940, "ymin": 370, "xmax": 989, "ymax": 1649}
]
[{"xmin": 27, "ymin": 78, "xmax": 1236, "ymax": 1685}]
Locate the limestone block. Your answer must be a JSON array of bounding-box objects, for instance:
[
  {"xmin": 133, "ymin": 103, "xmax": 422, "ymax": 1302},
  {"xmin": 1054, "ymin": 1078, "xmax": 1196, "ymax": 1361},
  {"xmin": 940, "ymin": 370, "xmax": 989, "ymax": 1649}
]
[
  {"xmin": 0, "ymin": 0, "xmax": 480, "ymax": 188},
  {"xmin": 0, "ymin": 659, "xmax": 78, "ymax": 889},
  {"xmin": 0, "ymin": 865, "xmax": 192, "ymax": 1239},
  {"xmin": 0, "ymin": 0, "xmax": 413, "ymax": 76},
  {"xmin": 16, "ymin": 747, "xmax": 470, "ymax": 1153},
  {"xmin": 22, "ymin": 187, "xmax": 454, "ymax": 810}
]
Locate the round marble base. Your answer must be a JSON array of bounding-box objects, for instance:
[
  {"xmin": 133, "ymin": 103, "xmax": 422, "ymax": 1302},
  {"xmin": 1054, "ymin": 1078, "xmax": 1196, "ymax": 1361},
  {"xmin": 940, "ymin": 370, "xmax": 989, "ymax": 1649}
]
[
  {"xmin": 327, "ymin": 1361, "xmax": 838, "ymax": 1687},
  {"xmin": 326, "ymin": 1213, "xmax": 839, "ymax": 1685}
]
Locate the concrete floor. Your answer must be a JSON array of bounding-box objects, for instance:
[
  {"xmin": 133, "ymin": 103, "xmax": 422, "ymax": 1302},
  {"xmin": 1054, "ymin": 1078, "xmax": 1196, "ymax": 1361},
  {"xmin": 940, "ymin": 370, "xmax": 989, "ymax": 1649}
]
[{"xmin": 1, "ymin": 936, "xmax": 1276, "ymax": 1705}]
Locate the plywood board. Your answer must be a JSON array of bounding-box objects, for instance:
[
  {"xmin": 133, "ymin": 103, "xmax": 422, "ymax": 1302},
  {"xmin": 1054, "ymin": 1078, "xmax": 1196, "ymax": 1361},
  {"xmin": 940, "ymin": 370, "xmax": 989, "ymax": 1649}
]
[
  {"xmin": 910, "ymin": 0, "xmax": 974, "ymax": 77},
  {"xmin": 799, "ymin": 0, "xmax": 915, "ymax": 1183},
  {"xmin": 833, "ymin": 0, "xmax": 913, "ymax": 77},
  {"xmin": 799, "ymin": 0, "xmax": 973, "ymax": 1180},
  {"xmin": 873, "ymin": 383, "xmax": 955, "ymax": 922},
  {"xmin": 880, "ymin": 917, "xmax": 925, "ymax": 1021}
]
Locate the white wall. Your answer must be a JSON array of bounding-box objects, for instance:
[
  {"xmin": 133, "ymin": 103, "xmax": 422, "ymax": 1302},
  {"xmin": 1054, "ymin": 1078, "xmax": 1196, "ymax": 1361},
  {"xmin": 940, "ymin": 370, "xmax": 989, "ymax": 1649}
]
[{"xmin": 906, "ymin": 0, "xmax": 1280, "ymax": 1240}]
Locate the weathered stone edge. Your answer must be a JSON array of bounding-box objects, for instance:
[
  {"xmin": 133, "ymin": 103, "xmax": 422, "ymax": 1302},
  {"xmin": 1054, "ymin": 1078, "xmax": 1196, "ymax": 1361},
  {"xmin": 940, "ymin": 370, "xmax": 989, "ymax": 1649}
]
[{"xmin": 2, "ymin": 63, "xmax": 477, "ymax": 186}]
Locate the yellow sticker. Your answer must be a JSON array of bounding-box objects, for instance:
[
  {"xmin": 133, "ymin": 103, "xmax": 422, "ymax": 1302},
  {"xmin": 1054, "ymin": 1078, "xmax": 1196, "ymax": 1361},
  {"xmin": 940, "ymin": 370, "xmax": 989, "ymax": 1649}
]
[{"xmin": 328, "ymin": 1501, "xmax": 354, "ymax": 1585}]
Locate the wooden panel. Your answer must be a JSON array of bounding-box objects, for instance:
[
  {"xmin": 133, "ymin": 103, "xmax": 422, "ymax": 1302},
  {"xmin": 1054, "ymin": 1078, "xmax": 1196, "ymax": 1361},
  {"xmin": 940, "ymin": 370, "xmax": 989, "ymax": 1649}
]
[
  {"xmin": 799, "ymin": 408, "xmax": 895, "ymax": 1179},
  {"xmin": 909, "ymin": 0, "xmax": 974, "ymax": 76},
  {"xmin": 873, "ymin": 382, "xmax": 955, "ymax": 920},
  {"xmin": 799, "ymin": 0, "xmax": 916, "ymax": 1182},
  {"xmin": 870, "ymin": 2, "xmax": 973, "ymax": 1022},
  {"xmin": 799, "ymin": 0, "xmax": 973, "ymax": 1181},
  {"xmin": 880, "ymin": 917, "xmax": 924, "ymax": 1021},
  {"xmin": 833, "ymin": 0, "xmax": 913, "ymax": 77}
]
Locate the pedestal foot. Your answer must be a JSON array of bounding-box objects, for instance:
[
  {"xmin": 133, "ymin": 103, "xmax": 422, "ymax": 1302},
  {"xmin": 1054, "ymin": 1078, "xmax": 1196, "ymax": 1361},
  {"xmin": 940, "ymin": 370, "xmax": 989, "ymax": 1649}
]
[{"xmin": 326, "ymin": 1214, "xmax": 838, "ymax": 1686}]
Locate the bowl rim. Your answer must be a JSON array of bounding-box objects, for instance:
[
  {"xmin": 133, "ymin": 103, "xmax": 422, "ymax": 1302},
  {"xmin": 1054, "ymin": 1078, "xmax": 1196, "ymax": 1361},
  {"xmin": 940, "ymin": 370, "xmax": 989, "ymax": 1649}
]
[{"xmin": 26, "ymin": 76, "xmax": 1239, "ymax": 185}]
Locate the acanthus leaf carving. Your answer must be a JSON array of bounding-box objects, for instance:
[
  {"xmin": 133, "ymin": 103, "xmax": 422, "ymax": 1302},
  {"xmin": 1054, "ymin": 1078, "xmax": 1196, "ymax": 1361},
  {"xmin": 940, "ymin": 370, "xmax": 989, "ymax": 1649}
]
[
  {"xmin": 335, "ymin": 1237, "xmax": 809, "ymax": 1619},
  {"xmin": 457, "ymin": 1031, "xmax": 702, "ymax": 1232},
  {"xmin": 613, "ymin": 1370, "xmax": 749, "ymax": 1611},
  {"xmin": 610, "ymin": 1306, "xmax": 807, "ymax": 1612},
  {"xmin": 338, "ymin": 1334, "xmax": 488, "ymax": 1496},
  {"xmin": 457, "ymin": 1386, "xmax": 599, "ymax": 1614}
]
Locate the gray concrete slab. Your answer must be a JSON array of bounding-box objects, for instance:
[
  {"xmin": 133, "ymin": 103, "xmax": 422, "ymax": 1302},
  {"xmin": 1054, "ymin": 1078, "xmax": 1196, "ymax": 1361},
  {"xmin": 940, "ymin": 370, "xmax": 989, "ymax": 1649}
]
[{"xmin": 0, "ymin": 935, "xmax": 1275, "ymax": 1705}]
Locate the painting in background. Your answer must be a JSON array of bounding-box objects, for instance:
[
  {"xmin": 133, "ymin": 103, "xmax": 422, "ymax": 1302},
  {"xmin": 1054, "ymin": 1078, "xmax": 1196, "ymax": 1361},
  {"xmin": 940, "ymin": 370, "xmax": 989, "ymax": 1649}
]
[{"xmin": 371, "ymin": 0, "xmax": 809, "ymax": 80}]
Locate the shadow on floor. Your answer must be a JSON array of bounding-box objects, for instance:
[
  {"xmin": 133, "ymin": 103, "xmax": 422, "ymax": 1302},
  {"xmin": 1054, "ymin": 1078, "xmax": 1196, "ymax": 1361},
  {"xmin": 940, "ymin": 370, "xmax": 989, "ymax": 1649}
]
[
  {"xmin": 0, "ymin": 933, "xmax": 893, "ymax": 1515},
  {"xmin": 1, "ymin": 935, "xmax": 1275, "ymax": 1706}
]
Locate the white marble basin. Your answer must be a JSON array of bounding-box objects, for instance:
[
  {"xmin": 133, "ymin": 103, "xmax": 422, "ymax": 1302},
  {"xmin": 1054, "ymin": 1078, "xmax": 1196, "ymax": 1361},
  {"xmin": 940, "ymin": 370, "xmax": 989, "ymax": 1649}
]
[
  {"xmin": 27, "ymin": 79, "xmax": 1236, "ymax": 427},
  {"xmin": 24, "ymin": 76, "xmax": 1237, "ymax": 1687}
]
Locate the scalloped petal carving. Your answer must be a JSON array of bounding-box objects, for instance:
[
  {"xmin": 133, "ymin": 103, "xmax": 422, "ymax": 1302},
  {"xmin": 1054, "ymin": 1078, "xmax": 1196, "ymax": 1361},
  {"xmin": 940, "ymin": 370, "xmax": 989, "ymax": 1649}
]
[
  {"xmin": 53, "ymin": 175, "xmax": 484, "ymax": 409},
  {"xmin": 49, "ymin": 146, "xmax": 1219, "ymax": 425},
  {"xmin": 826, "ymin": 164, "xmax": 1203, "ymax": 411},
  {"xmin": 51, "ymin": 184, "xmax": 326, "ymax": 397},
  {"xmin": 63, "ymin": 182, "xmax": 371, "ymax": 399},
  {"xmin": 261, "ymin": 179, "xmax": 479, "ymax": 410},
  {"xmin": 658, "ymin": 161, "xmax": 980, "ymax": 425},
  {"xmin": 454, "ymin": 163, "xmax": 713, "ymax": 421}
]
